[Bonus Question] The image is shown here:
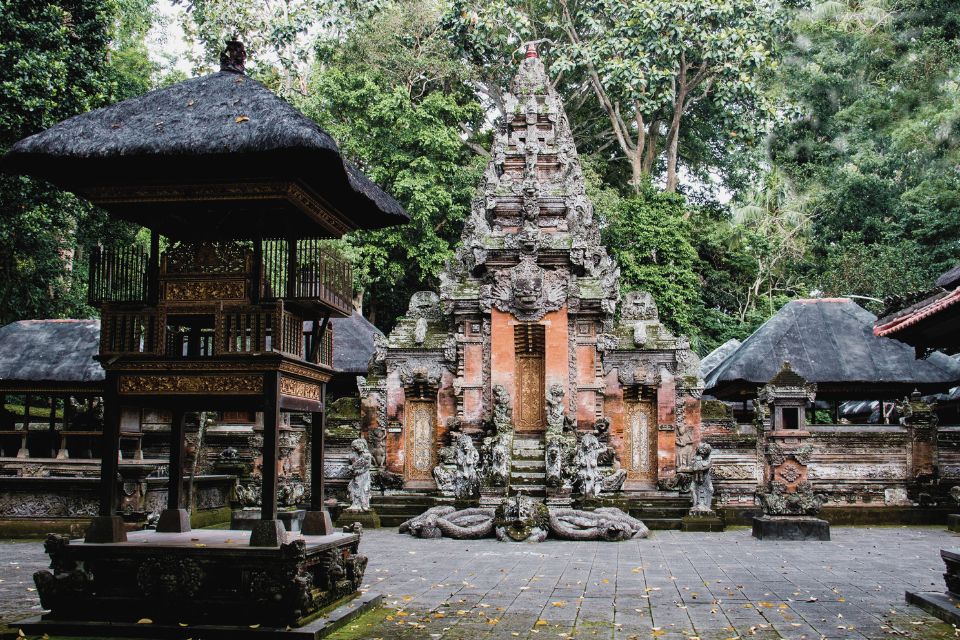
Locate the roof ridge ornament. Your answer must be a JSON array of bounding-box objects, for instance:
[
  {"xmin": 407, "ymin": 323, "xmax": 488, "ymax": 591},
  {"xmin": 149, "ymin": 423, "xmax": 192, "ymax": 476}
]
[{"xmin": 220, "ymin": 39, "xmax": 246, "ymax": 74}]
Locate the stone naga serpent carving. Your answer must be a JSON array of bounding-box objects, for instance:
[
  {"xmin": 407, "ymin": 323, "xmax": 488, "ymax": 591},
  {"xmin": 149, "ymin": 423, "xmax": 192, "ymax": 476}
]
[
  {"xmin": 398, "ymin": 506, "xmax": 496, "ymax": 539},
  {"xmin": 399, "ymin": 502, "xmax": 648, "ymax": 542},
  {"xmin": 548, "ymin": 507, "xmax": 649, "ymax": 541}
]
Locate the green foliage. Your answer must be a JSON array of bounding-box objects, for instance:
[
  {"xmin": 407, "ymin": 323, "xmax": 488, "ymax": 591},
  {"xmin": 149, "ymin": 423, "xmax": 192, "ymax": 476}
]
[
  {"xmin": 298, "ymin": 1, "xmax": 485, "ymax": 329},
  {"xmin": 603, "ymin": 184, "xmax": 701, "ymax": 336},
  {"xmin": 0, "ymin": 0, "xmax": 151, "ymax": 325},
  {"xmin": 769, "ymin": 0, "xmax": 960, "ymax": 303}
]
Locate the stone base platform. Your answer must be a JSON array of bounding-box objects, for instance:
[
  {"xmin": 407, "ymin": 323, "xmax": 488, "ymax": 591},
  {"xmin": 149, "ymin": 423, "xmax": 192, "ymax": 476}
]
[
  {"xmin": 232, "ymin": 508, "xmax": 306, "ymax": 532},
  {"xmin": 905, "ymin": 591, "xmax": 960, "ymax": 626},
  {"xmin": 681, "ymin": 513, "xmax": 725, "ymax": 532},
  {"xmin": 30, "ymin": 528, "xmax": 368, "ymax": 629},
  {"xmin": 752, "ymin": 515, "xmax": 830, "ymax": 541},
  {"xmin": 947, "ymin": 514, "xmax": 960, "ymax": 532},
  {"xmin": 335, "ymin": 509, "xmax": 381, "ymax": 529},
  {"xmin": 18, "ymin": 591, "xmax": 382, "ymax": 639}
]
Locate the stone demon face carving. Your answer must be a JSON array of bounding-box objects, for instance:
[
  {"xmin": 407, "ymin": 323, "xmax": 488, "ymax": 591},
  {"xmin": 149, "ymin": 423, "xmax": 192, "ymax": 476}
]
[{"xmin": 513, "ymin": 259, "xmax": 544, "ymax": 312}]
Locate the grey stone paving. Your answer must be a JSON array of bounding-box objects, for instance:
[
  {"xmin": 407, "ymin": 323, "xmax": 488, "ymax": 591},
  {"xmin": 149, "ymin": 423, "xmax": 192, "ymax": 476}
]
[
  {"xmin": 0, "ymin": 527, "xmax": 957, "ymax": 639},
  {"xmin": 337, "ymin": 526, "xmax": 958, "ymax": 640}
]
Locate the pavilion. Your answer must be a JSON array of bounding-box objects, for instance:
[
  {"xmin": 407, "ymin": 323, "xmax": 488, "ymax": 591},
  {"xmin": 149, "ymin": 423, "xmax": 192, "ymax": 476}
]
[
  {"xmin": 705, "ymin": 298, "xmax": 960, "ymax": 404},
  {"xmin": 2, "ymin": 40, "xmax": 408, "ymax": 634}
]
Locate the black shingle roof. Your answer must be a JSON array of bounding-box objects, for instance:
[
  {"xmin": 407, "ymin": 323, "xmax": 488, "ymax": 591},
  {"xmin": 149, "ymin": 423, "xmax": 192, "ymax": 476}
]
[
  {"xmin": 704, "ymin": 299, "xmax": 960, "ymax": 399},
  {"xmin": 1, "ymin": 70, "xmax": 407, "ymax": 236},
  {"xmin": 0, "ymin": 320, "xmax": 103, "ymax": 385}
]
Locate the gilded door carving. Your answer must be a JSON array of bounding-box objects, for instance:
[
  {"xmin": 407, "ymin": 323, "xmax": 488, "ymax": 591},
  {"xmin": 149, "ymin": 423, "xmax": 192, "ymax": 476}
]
[
  {"xmin": 626, "ymin": 400, "xmax": 657, "ymax": 483},
  {"xmin": 404, "ymin": 401, "xmax": 435, "ymax": 481},
  {"xmin": 514, "ymin": 323, "xmax": 546, "ymax": 432},
  {"xmin": 515, "ymin": 355, "xmax": 545, "ymax": 431}
]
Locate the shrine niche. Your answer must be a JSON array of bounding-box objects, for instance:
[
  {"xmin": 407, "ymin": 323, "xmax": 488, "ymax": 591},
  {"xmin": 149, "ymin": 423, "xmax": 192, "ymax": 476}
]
[{"xmin": 358, "ymin": 44, "xmax": 703, "ymax": 527}]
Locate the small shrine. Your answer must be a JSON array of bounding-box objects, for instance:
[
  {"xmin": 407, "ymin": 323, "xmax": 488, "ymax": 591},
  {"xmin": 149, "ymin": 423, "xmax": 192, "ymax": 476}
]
[
  {"xmin": 1, "ymin": 41, "xmax": 407, "ymax": 635},
  {"xmin": 356, "ymin": 45, "xmax": 703, "ymax": 538},
  {"xmin": 752, "ymin": 362, "xmax": 830, "ymax": 540}
]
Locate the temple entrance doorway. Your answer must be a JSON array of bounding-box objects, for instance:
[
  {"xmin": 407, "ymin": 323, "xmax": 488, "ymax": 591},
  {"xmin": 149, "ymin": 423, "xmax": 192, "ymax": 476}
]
[
  {"xmin": 514, "ymin": 323, "xmax": 546, "ymax": 432},
  {"xmin": 404, "ymin": 400, "xmax": 436, "ymax": 484},
  {"xmin": 624, "ymin": 387, "xmax": 658, "ymax": 487}
]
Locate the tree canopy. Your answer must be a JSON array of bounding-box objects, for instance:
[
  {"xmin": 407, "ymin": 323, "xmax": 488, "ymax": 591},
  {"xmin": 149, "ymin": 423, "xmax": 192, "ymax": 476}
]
[{"xmin": 1, "ymin": 0, "xmax": 957, "ymax": 355}]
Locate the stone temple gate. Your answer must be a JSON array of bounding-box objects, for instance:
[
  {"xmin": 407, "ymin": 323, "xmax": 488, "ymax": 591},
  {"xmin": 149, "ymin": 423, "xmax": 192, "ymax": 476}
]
[{"xmin": 359, "ymin": 45, "xmax": 703, "ymax": 508}]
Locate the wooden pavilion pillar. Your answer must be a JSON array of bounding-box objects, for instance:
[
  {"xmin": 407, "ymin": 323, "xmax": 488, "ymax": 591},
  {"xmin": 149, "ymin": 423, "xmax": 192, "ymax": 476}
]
[
  {"xmin": 302, "ymin": 384, "xmax": 333, "ymax": 535},
  {"xmin": 157, "ymin": 408, "xmax": 190, "ymax": 533},
  {"xmin": 251, "ymin": 371, "xmax": 285, "ymax": 546},
  {"xmin": 85, "ymin": 374, "xmax": 127, "ymax": 543}
]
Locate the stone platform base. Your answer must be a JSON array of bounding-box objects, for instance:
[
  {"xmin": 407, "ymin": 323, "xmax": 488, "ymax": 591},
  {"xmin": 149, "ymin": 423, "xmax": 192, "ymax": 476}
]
[
  {"xmin": 681, "ymin": 514, "xmax": 725, "ymax": 532},
  {"xmin": 752, "ymin": 515, "xmax": 830, "ymax": 541},
  {"xmin": 335, "ymin": 509, "xmax": 380, "ymax": 529},
  {"xmin": 18, "ymin": 591, "xmax": 382, "ymax": 639},
  {"xmin": 905, "ymin": 591, "xmax": 960, "ymax": 626},
  {"xmin": 947, "ymin": 514, "xmax": 960, "ymax": 532},
  {"xmin": 31, "ymin": 528, "xmax": 368, "ymax": 628}
]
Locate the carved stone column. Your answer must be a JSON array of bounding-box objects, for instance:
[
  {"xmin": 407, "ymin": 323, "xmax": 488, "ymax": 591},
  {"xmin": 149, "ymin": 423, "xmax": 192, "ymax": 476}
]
[{"xmin": 900, "ymin": 389, "xmax": 939, "ymax": 504}]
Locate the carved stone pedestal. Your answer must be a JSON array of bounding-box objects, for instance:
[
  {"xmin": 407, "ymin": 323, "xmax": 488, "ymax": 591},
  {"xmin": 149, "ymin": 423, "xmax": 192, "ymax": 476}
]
[
  {"xmin": 751, "ymin": 515, "xmax": 830, "ymax": 541},
  {"xmin": 681, "ymin": 513, "xmax": 724, "ymax": 532},
  {"xmin": 232, "ymin": 508, "xmax": 305, "ymax": 533},
  {"xmin": 29, "ymin": 529, "xmax": 369, "ymax": 631},
  {"xmin": 545, "ymin": 486, "xmax": 573, "ymax": 508},
  {"xmin": 335, "ymin": 509, "xmax": 380, "ymax": 529},
  {"xmin": 906, "ymin": 549, "xmax": 960, "ymax": 625},
  {"xmin": 250, "ymin": 519, "xmax": 286, "ymax": 547}
]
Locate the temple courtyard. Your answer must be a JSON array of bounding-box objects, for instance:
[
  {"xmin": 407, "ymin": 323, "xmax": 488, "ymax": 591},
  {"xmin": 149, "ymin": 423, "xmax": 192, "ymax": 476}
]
[{"xmin": 0, "ymin": 526, "xmax": 955, "ymax": 639}]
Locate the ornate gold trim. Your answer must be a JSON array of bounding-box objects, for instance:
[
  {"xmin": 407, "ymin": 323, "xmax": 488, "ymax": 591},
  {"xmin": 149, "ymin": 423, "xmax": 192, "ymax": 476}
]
[
  {"xmin": 164, "ymin": 280, "xmax": 246, "ymax": 302},
  {"xmin": 279, "ymin": 376, "xmax": 321, "ymax": 401},
  {"xmin": 118, "ymin": 374, "xmax": 263, "ymax": 395}
]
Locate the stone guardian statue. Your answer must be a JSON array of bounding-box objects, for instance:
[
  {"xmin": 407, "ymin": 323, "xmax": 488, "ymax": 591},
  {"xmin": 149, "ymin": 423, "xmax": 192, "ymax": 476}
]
[{"xmin": 346, "ymin": 438, "xmax": 372, "ymax": 512}]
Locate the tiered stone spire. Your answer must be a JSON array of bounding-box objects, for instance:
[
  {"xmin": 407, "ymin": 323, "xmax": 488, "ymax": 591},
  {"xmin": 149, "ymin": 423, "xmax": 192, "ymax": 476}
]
[{"xmin": 440, "ymin": 42, "xmax": 619, "ymax": 321}]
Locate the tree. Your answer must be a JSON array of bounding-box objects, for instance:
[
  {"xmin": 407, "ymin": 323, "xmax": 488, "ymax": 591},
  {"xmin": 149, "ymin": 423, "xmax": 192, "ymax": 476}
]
[
  {"xmin": 174, "ymin": 0, "xmax": 377, "ymax": 95},
  {"xmin": 300, "ymin": 1, "xmax": 485, "ymax": 328},
  {"xmin": 0, "ymin": 1, "xmax": 155, "ymax": 325},
  {"xmin": 603, "ymin": 183, "xmax": 701, "ymax": 336},
  {"xmin": 445, "ymin": 0, "xmax": 786, "ymax": 192}
]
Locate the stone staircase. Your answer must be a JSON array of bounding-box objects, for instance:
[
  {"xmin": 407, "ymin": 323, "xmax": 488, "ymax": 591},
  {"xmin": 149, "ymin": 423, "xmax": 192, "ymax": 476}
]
[
  {"xmin": 628, "ymin": 493, "xmax": 693, "ymax": 530},
  {"xmin": 509, "ymin": 436, "xmax": 546, "ymax": 498},
  {"xmin": 370, "ymin": 493, "xmax": 439, "ymax": 528}
]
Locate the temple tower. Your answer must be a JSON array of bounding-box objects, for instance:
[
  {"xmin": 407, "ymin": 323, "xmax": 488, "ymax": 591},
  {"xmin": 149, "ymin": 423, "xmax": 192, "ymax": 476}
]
[{"xmin": 363, "ymin": 46, "xmax": 703, "ymax": 501}]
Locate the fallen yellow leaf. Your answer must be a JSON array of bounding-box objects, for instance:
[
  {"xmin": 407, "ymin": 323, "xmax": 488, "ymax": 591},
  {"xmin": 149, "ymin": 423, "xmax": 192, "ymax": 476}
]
[
  {"xmin": 235, "ymin": 116, "xmax": 250, "ymax": 123},
  {"xmin": 137, "ymin": 618, "xmax": 153, "ymax": 624}
]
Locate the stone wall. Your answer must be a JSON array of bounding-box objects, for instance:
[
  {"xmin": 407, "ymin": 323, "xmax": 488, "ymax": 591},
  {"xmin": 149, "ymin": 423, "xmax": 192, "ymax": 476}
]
[{"xmin": 704, "ymin": 419, "xmax": 960, "ymax": 511}]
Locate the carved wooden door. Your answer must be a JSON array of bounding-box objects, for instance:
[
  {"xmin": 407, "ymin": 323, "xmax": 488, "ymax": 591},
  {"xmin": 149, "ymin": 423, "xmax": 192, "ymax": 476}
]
[
  {"xmin": 625, "ymin": 399, "xmax": 657, "ymax": 485},
  {"xmin": 515, "ymin": 324, "xmax": 545, "ymax": 432},
  {"xmin": 404, "ymin": 401, "xmax": 435, "ymax": 481}
]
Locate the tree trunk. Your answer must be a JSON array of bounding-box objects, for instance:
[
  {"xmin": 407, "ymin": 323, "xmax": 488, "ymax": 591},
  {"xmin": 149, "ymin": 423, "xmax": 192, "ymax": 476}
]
[
  {"xmin": 642, "ymin": 121, "xmax": 660, "ymax": 175},
  {"xmin": 665, "ymin": 104, "xmax": 684, "ymax": 192}
]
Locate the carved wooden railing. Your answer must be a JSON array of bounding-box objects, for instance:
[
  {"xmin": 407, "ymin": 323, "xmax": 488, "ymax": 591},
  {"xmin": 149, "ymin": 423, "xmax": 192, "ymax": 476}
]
[
  {"xmin": 100, "ymin": 309, "xmax": 158, "ymax": 355},
  {"xmin": 88, "ymin": 246, "xmax": 149, "ymax": 304},
  {"xmin": 261, "ymin": 239, "xmax": 352, "ymax": 316}
]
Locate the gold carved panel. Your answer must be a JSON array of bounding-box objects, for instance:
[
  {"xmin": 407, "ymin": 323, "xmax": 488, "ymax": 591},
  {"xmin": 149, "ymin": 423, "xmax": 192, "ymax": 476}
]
[
  {"xmin": 118, "ymin": 374, "xmax": 263, "ymax": 395},
  {"xmin": 404, "ymin": 401, "xmax": 435, "ymax": 481},
  {"xmin": 626, "ymin": 400, "xmax": 657, "ymax": 483},
  {"xmin": 280, "ymin": 376, "xmax": 321, "ymax": 401},
  {"xmin": 515, "ymin": 356, "xmax": 545, "ymax": 431},
  {"xmin": 164, "ymin": 280, "xmax": 246, "ymax": 302}
]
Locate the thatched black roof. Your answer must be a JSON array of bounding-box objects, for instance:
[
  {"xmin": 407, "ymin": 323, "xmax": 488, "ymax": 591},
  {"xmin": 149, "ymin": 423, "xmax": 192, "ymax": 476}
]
[
  {"xmin": 0, "ymin": 320, "xmax": 103, "ymax": 389},
  {"xmin": 700, "ymin": 339, "xmax": 741, "ymax": 379},
  {"xmin": 2, "ymin": 66, "xmax": 408, "ymax": 239},
  {"xmin": 704, "ymin": 299, "xmax": 960, "ymax": 400},
  {"xmin": 329, "ymin": 312, "xmax": 382, "ymax": 375}
]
